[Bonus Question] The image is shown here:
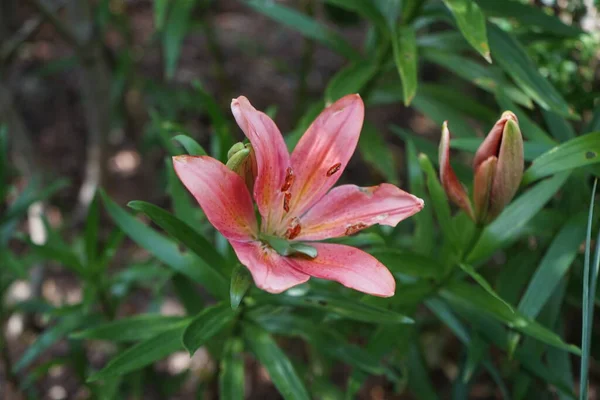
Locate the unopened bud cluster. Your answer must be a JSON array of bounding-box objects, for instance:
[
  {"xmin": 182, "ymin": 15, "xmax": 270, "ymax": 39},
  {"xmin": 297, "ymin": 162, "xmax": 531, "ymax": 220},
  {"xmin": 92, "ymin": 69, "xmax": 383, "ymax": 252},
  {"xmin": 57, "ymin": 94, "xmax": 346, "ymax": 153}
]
[{"xmin": 439, "ymin": 112, "xmax": 524, "ymax": 224}]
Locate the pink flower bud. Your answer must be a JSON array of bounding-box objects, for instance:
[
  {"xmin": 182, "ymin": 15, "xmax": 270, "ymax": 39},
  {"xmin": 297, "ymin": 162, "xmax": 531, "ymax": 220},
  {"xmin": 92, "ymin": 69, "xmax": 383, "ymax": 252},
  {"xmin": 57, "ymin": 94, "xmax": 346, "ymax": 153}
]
[{"xmin": 439, "ymin": 121, "xmax": 475, "ymax": 220}]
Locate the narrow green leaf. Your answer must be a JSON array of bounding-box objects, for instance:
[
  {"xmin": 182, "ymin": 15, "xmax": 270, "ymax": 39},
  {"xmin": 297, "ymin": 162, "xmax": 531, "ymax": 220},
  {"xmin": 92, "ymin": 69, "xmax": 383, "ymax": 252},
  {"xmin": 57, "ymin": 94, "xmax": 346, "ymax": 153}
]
[
  {"xmin": 324, "ymin": 60, "xmax": 378, "ymax": 104},
  {"xmin": 154, "ymin": 0, "xmax": 170, "ymax": 31},
  {"xmin": 127, "ymin": 200, "xmax": 227, "ymax": 276},
  {"xmin": 542, "ymin": 110, "xmax": 576, "ymax": 142},
  {"xmin": 442, "ymin": 0, "xmax": 491, "ymax": 62},
  {"xmin": 324, "ymin": 0, "xmax": 388, "ymax": 32},
  {"xmin": 422, "ymin": 49, "xmax": 532, "ymax": 108},
  {"xmin": 219, "ymin": 338, "xmax": 245, "ymax": 400},
  {"xmin": 163, "ymin": 0, "xmax": 195, "ymax": 79},
  {"xmin": 406, "ymin": 139, "xmax": 434, "ymax": 254},
  {"xmin": 358, "ymin": 122, "xmax": 397, "ymax": 184},
  {"xmin": 88, "ymin": 326, "xmax": 185, "ymax": 382},
  {"xmin": 407, "ymin": 343, "xmax": 440, "ymax": 400},
  {"xmin": 191, "ymin": 82, "xmax": 233, "ymax": 161},
  {"xmin": 252, "ymin": 311, "xmax": 388, "ymax": 376},
  {"xmin": 392, "ymin": 25, "xmax": 418, "ymax": 105},
  {"xmin": 442, "ymin": 282, "xmax": 580, "ymax": 354},
  {"xmin": 580, "ymin": 179, "xmax": 599, "ymax": 400},
  {"xmin": 172, "ymin": 134, "xmax": 207, "ymax": 156},
  {"xmin": 245, "ymin": 0, "xmax": 359, "ymax": 60},
  {"xmin": 72, "ymin": 315, "xmax": 189, "ymax": 342},
  {"xmin": 258, "ymin": 293, "xmax": 413, "ymax": 324},
  {"xmin": 523, "ymin": 132, "xmax": 600, "ymax": 185},
  {"xmin": 244, "ymin": 324, "xmax": 310, "ymax": 400},
  {"xmin": 371, "ymin": 249, "xmax": 443, "ymax": 279},
  {"xmin": 518, "ymin": 212, "xmax": 587, "ymax": 319},
  {"xmin": 459, "ymin": 263, "xmax": 513, "ymax": 313},
  {"xmin": 475, "ymin": 0, "xmax": 582, "ymax": 37},
  {"xmin": 0, "ymin": 178, "xmax": 69, "ymax": 226},
  {"xmin": 101, "ymin": 191, "xmax": 228, "ymax": 299},
  {"xmin": 467, "ymin": 172, "xmax": 570, "ymax": 263},
  {"xmin": 488, "ymin": 24, "xmax": 574, "ymax": 118},
  {"xmin": 230, "ymin": 265, "xmax": 252, "ymax": 310},
  {"xmin": 15, "ymin": 315, "xmax": 94, "ymax": 371},
  {"xmin": 182, "ymin": 303, "xmax": 236, "ymax": 356},
  {"xmin": 418, "ymin": 153, "xmax": 460, "ymax": 250}
]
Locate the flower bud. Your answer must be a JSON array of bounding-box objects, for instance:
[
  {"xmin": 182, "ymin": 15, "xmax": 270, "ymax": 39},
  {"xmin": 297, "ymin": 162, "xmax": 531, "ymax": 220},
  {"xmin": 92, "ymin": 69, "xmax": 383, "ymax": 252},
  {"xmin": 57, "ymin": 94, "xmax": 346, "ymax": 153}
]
[
  {"xmin": 226, "ymin": 142, "xmax": 258, "ymax": 192},
  {"xmin": 473, "ymin": 111, "xmax": 523, "ymax": 223},
  {"xmin": 439, "ymin": 121, "xmax": 474, "ymax": 220},
  {"xmin": 438, "ymin": 112, "xmax": 524, "ymax": 225}
]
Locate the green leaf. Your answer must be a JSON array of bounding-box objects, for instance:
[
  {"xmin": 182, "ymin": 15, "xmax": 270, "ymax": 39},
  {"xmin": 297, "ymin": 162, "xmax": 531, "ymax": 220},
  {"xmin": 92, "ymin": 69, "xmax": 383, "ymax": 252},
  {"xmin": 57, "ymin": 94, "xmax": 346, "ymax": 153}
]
[
  {"xmin": 219, "ymin": 338, "xmax": 245, "ymax": 400},
  {"xmin": 392, "ymin": 25, "xmax": 418, "ymax": 105},
  {"xmin": 542, "ymin": 110, "xmax": 576, "ymax": 142},
  {"xmin": 127, "ymin": 200, "xmax": 227, "ymax": 277},
  {"xmin": 172, "ymin": 134, "xmax": 207, "ymax": 156},
  {"xmin": 245, "ymin": 0, "xmax": 359, "ymax": 60},
  {"xmin": 422, "ymin": 49, "xmax": 532, "ymax": 108},
  {"xmin": 244, "ymin": 324, "xmax": 310, "ymax": 400},
  {"xmin": 191, "ymin": 82, "xmax": 233, "ymax": 161},
  {"xmin": 252, "ymin": 311, "xmax": 388, "ymax": 376},
  {"xmin": 15, "ymin": 314, "xmax": 95, "ymax": 371},
  {"xmin": 28, "ymin": 240, "xmax": 85, "ymax": 276},
  {"xmin": 230, "ymin": 265, "xmax": 252, "ymax": 310},
  {"xmin": 517, "ymin": 212, "xmax": 588, "ymax": 319},
  {"xmin": 442, "ymin": 282, "xmax": 580, "ymax": 354},
  {"xmin": 475, "ymin": 0, "xmax": 582, "ymax": 37},
  {"xmin": 182, "ymin": 303, "xmax": 236, "ymax": 356},
  {"xmin": 467, "ymin": 172, "xmax": 570, "ymax": 263},
  {"xmin": 258, "ymin": 293, "xmax": 413, "ymax": 324},
  {"xmin": 324, "ymin": 60, "xmax": 378, "ymax": 104},
  {"xmin": 459, "ymin": 263, "xmax": 513, "ymax": 313},
  {"xmin": 406, "ymin": 139, "xmax": 434, "ymax": 254},
  {"xmin": 72, "ymin": 315, "xmax": 189, "ymax": 342},
  {"xmin": 358, "ymin": 122, "xmax": 397, "ymax": 184},
  {"xmin": 154, "ymin": 0, "xmax": 170, "ymax": 31},
  {"xmin": 162, "ymin": 0, "xmax": 195, "ymax": 79},
  {"xmin": 324, "ymin": 0, "xmax": 388, "ymax": 32},
  {"xmin": 88, "ymin": 326, "xmax": 186, "ymax": 382},
  {"xmin": 418, "ymin": 153, "xmax": 460, "ymax": 250},
  {"xmin": 522, "ymin": 132, "xmax": 600, "ymax": 185},
  {"xmin": 0, "ymin": 178, "xmax": 69, "ymax": 227},
  {"xmin": 259, "ymin": 234, "xmax": 317, "ymax": 259},
  {"xmin": 442, "ymin": 0, "xmax": 491, "ymax": 62},
  {"xmin": 407, "ymin": 343, "xmax": 440, "ymax": 400},
  {"xmin": 101, "ymin": 191, "xmax": 228, "ymax": 299},
  {"xmin": 488, "ymin": 24, "xmax": 574, "ymax": 118},
  {"xmin": 370, "ymin": 249, "xmax": 443, "ymax": 279},
  {"xmin": 580, "ymin": 179, "xmax": 599, "ymax": 400}
]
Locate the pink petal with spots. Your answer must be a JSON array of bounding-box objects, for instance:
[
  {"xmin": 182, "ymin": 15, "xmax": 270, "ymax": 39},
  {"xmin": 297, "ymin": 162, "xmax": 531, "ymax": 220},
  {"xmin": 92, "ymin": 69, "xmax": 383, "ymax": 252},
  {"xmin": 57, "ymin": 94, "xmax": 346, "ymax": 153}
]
[
  {"xmin": 231, "ymin": 96, "xmax": 291, "ymax": 232},
  {"xmin": 230, "ymin": 241, "xmax": 310, "ymax": 294},
  {"xmin": 173, "ymin": 155, "xmax": 257, "ymax": 241},
  {"xmin": 286, "ymin": 243, "xmax": 395, "ymax": 297},
  {"xmin": 287, "ymin": 94, "xmax": 364, "ymax": 219},
  {"xmin": 295, "ymin": 183, "xmax": 424, "ymax": 241}
]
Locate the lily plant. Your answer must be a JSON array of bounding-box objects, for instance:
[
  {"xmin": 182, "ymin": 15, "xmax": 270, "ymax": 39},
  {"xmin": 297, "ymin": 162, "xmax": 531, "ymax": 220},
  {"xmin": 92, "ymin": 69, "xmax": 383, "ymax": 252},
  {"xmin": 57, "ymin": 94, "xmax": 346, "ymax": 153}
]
[{"xmin": 174, "ymin": 94, "xmax": 424, "ymax": 297}]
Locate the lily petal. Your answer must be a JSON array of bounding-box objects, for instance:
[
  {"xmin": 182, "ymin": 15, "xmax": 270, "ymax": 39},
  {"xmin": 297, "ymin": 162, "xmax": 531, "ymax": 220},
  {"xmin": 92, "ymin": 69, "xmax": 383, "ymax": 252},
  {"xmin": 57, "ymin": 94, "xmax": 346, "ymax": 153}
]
[
  {"xmin": 230, "ymin": 241, "xmax": 310, "ymax": 294},
  {"xmin": 173, "ymin": 155, "xmax": 257, "ymax": 241},
  {"xmin": 231, "ymin": 96, "xmax": 291, "ymax": 232},
  {"xmin": 288, "ymin": 94, "xmax": 365, "ymax": 219},
  {"xmin": 294, "ymin": 184, "xmax": 424, "ymax": 241},
  {"xmin": 286, "ymin": 243, "xmax": 395, "ymax": 297}
]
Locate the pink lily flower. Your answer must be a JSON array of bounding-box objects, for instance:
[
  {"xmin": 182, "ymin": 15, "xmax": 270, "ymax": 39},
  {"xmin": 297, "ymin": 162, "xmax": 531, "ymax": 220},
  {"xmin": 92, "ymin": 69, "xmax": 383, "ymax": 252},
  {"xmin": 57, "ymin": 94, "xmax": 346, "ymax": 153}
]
[{"xmin": 173, "ymin": 94, "xmax": 424, "ymax": 297}]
